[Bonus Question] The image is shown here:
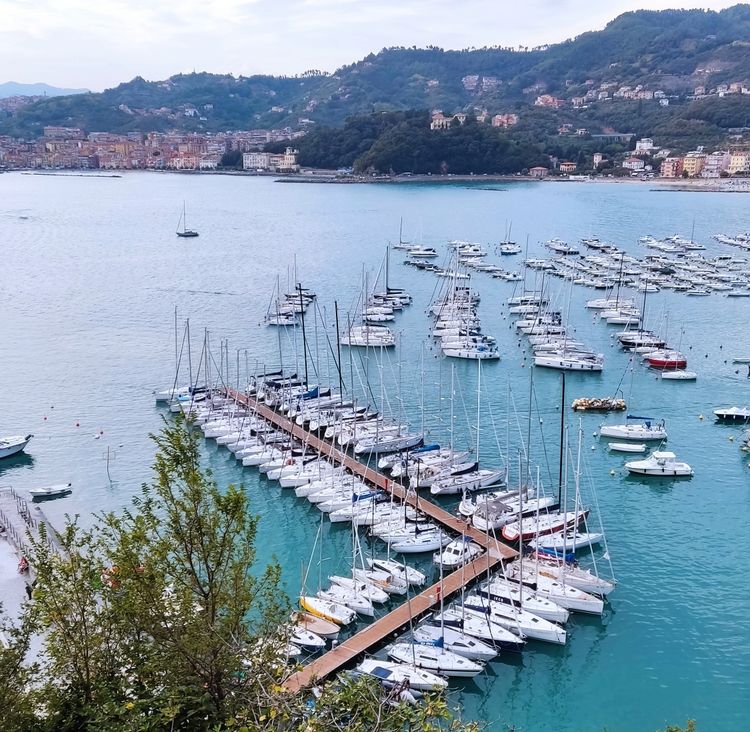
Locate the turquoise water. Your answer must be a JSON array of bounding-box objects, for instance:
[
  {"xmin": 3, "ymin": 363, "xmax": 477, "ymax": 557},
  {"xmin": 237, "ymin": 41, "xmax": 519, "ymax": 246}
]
[{"xmin": 1, "ymin": 172, "xmax": 749, "ymax": 731}]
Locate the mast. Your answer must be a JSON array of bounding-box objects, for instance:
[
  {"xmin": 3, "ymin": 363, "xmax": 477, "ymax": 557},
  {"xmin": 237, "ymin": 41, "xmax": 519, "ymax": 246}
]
[
  {"xmin": 558, "ymin": 371, "xmax": 566, "ymax": 506},
  {"xmin": 173, "ymin": 306, "xmax": 179, "ymax": 377},
  {"xmin": 186, "ymin": 318, "xmax": 193, "ymax": 386},
  {"xmin": 298, "ymin": 283, "xmax": 309, "ymax": 388},
  {"xmin": 334, "ymin": 301, "xmax": 344, "ymax": 396}
]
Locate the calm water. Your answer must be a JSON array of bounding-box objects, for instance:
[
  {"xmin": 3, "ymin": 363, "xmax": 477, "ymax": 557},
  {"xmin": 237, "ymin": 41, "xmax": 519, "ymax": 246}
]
[{"xmin": 1, "ymin": 172, "xmax": 749, "ymax": 731}]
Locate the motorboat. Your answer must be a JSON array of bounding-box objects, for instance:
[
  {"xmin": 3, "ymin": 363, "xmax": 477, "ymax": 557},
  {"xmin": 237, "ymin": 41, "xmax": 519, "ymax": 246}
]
[
  {"xmin": 356, "ymin": 658, "xmax": 447, "ymax": 691},
  {"xmin": 713, "ymin": 406, "xmax": 750, "ymax": 422},
  {"xmin": 412, "ymin": 624, "xmax": 497, "ymax": 661},
  {"xmin": 625, "ymin": 451, "xmax": 693, "ymax": 477},
  {"xmin": 598, "ymin": 416, "xmax": 667, "ymax": 441},
  {"xmin": 0, "ymin": 434, "xmax": 33, "ymax": 459},
  {"xmin": 387, "ymin": 641, "xmax": 484, "ymax": 677},
  {"xmin": 29, "ymin": 482, "xmax": 72, "ymax": 499},
  {"xmin": 433, "ymin": 538, "xmax": 484, "ymax": 570}
]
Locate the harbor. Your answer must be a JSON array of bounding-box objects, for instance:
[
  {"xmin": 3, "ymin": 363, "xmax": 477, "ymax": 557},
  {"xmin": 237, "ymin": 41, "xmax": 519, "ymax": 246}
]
[{"xmin": 2, "ymin": 172, "xmax": 749, "ymax": 731}]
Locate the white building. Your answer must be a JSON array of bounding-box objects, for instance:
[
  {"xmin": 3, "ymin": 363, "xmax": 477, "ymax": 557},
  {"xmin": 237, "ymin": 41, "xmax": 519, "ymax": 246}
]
[{"xmin": 634, "ymin": 138, "xmax": 655, "ymax": 154}]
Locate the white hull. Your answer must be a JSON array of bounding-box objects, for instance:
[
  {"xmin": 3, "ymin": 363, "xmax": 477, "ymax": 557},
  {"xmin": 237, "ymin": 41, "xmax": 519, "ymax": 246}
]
[{"xmin": 0, "ymin": 434, "xmax": 32, "ymax": 459}]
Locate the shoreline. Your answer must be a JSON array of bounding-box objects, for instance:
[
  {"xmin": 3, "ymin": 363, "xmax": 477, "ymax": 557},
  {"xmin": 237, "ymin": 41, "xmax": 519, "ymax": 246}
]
[{"xmin": 8, "ymin": 167, "xmax": 750, "ymax": 192}]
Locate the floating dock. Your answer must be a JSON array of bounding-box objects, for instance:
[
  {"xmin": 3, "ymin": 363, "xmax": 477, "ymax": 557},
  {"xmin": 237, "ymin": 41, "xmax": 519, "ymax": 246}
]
[{"xmin": 224, "ymin": 388, "xmax": 518, "ymax": 689}]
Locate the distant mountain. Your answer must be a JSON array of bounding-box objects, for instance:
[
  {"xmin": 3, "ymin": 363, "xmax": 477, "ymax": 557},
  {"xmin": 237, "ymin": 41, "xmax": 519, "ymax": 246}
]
[
  {"xmin": 1, "ymin": 5, "xmax": 749, "ymax": 137},
  {"xmin": 0, "ymin": 82, "xmax": 88, "ymax": 99}
]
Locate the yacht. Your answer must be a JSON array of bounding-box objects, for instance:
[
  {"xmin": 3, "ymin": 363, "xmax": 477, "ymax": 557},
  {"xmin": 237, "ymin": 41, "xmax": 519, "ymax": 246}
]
[{"xmin": 625, "ymin": 451, "xmax": 693, "ymax": 477}]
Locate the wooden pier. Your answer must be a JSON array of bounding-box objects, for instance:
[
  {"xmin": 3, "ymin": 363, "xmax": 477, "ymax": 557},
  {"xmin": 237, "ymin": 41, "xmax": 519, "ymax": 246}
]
[
  {"xmin": 223, "ymin": 388, "xmax": 518, "ymax": 689},
  {"xmin": 0, "ymin": 485, "xmax": 61, "ymax": 581}
]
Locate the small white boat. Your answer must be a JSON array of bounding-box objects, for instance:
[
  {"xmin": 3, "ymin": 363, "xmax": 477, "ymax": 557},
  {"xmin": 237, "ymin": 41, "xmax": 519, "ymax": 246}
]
[
  {"xmin": 356, "ymin": 658, "xmax": 447, "ymax": 691},
  {"xmin": 0, "ymin": 434, "xmax": 33, "ymax": 459},
  {"xmin": 625, "ymin": 451, "xmax": 693, "ymax": 477},
  {"xmin": 608, "ymin": 442, "xmax": 647, "ymax": 453},
  {"xmin": 292, "ymin": 611, "xmax": 340, "ymax": 640},
  {"xmin": 29, "ymin": 482, "xmax": 72, "ymax": 498},
  {"xmin": 289, "ymin": 625, "xmax": 326, "ymax": 651},
  {"xmin": 661, "ymin": 370, "xmax": 697, "ymax": 381},
  {"xmin": 387, "ymin": 642, "xmax": 484, "ymax": 677}
]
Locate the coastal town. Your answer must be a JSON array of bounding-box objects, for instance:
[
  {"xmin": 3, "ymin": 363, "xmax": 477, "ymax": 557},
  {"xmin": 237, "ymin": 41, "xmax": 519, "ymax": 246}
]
[{"xmin": 1, "ymin": 123, "xmax": 748, "ymax": 180}]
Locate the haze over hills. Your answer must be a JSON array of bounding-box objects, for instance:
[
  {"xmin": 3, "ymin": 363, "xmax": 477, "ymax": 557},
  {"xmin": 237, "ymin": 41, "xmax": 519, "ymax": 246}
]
[
  {"xmin": 0, "ymin": 82, "xmax": 88, "ymax": 99},
  {"xmin": 0, "ymin": 5, "xmax": 749, "ymax": 138}
]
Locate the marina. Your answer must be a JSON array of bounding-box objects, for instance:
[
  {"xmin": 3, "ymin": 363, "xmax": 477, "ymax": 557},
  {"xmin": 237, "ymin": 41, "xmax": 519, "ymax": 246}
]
[{"xmin": 2, "ymin": 172, "xmax": 749, "ymax": 731}]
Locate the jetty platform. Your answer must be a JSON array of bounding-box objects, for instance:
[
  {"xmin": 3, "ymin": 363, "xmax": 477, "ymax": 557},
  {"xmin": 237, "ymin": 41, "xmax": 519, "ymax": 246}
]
[{"xmin": 224, "ymin": 388, "xmax": 517, "ymax": 689}]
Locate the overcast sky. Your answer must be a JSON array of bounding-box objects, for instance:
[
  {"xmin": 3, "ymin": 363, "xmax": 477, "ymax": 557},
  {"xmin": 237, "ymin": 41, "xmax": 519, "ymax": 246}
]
[{"xmin": 0, "ymin": 0, "xmax": 739, "ymax": 91}]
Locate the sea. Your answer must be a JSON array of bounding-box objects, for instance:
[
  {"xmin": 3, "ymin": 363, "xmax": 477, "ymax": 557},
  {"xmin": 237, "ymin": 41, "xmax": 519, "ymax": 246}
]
[{"xmin": 1, "ymin": 171, "xmax": 749, "ymax": 732}]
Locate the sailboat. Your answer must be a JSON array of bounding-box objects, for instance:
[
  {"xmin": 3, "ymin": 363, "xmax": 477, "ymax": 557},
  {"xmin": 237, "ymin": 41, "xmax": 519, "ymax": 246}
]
[{"xmin": 176, "ymin": 201, "xmax": 199, "ymax": 238}]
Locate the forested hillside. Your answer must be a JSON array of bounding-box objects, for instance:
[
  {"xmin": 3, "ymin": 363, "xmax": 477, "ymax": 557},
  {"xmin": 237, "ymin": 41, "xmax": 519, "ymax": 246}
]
[{"xmin": 1, "ymin": 5, "xmax": 749, "ymax": 138}]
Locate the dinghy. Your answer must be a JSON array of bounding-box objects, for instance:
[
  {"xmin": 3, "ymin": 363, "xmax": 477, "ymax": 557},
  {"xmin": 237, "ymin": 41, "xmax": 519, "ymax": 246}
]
[
  {"xmin": 608, "ymin": 442, "xmax": 647, "ymax": 453},
  {"xmin": 29, "ymin": 483, "xmax": 72, "ymax": 499}
]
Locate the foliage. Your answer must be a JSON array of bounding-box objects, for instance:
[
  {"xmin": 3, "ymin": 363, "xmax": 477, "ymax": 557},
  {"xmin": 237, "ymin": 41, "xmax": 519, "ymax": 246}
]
[
  {"xmin": 290, "ymin": 111, "xmax": 547, "ymax": 174},
  {"xmin": 0, "ymin": 419, "xmax": 477, "ymax": 732}
]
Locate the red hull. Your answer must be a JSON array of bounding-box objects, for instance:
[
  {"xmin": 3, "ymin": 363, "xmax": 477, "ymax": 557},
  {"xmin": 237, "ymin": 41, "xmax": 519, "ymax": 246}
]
[{"xmin": 647, "ymin": 358, "xmax": 687, "ymax": 369}]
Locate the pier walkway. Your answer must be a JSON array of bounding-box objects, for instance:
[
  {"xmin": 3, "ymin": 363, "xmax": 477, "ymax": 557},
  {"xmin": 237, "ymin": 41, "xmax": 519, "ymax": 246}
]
[
  {"xmin": 224, "ymin": 388, "xmax": 517, "ymax": 688},
  {"xmin": 0, "ymin": 486, "xmax": 61, "ymax": 581}
]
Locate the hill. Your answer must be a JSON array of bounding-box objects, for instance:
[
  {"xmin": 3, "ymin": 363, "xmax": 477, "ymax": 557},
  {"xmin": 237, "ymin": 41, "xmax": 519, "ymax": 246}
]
[
  {"xmin": 0, "ymin": 81, "xmax": 88, "ymax": 99},
  {"xmin": 1, "ymin": 5, "xmax": 749, "ymax": 138}
]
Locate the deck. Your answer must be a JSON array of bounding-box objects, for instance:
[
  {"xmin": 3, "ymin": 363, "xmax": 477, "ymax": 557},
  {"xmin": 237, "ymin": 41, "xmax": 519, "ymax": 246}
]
[{"xmin": 223, "ymin": 388, "xmax": 518, "ymax": 689}]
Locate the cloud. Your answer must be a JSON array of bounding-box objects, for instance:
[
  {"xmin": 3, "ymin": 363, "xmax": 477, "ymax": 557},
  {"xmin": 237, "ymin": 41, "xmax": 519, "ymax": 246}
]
[{"xmin": 0, "ymin": 0, "xmax": 740, "ymax": 89}]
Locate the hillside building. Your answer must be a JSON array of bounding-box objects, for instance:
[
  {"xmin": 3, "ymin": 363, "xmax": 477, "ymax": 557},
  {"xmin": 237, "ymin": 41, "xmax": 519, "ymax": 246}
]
[
  {"xmin": 682, "ymin": 152, "xmax": 706, "ymax": 177},
  {"xmin": 660, "ymin": 157, "xmax": 684, "ymax": 178}
]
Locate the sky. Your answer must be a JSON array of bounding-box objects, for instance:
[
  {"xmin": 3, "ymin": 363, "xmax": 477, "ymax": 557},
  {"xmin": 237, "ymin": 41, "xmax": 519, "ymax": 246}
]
[{"xmin": 0, "ymin": 0, "xmax": 740, "ymax": 91}]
